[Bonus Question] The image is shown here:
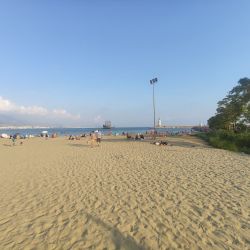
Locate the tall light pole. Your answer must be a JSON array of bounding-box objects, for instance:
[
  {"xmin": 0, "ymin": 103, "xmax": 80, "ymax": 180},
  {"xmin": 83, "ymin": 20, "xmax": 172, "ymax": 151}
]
[{"xmin": 150, "ymin": 77, "xmax": 158, "ymax": 138}]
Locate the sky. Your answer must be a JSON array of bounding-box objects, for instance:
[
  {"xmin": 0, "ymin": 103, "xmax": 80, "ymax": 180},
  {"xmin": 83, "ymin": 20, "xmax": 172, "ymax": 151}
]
[{"xmin": 0, "ymin": 0, "xmax": 250, "ymax": 127}]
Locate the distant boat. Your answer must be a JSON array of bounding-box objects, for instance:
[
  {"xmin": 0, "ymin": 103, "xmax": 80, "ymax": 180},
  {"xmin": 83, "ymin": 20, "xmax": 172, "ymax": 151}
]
[{"xmin": 103, "ymin": 121, "xmax": 112, "ymax": 129}]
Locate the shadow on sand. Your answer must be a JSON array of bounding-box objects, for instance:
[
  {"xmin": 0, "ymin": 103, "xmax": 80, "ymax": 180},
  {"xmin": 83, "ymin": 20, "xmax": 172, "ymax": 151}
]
[
  {"xmin": 67, "ymin": 143, "xmax": 90, "ymax": 148},
  {"xmin": 103, "ymin": 138, "xmax": 150, "ymax": 143},
  {"xmin": 84, "ymin": 213, "xmax": 147, "ymax": 250},
  {"xmin": 166, "ymin": 137, "xmax": 209, "ymax": 148},
  {"xmin": 67, "ymin": 137, "xmax": 208, "ymax": 149},
  {"xmin": 103, "ymin": 137, "xmax": 208, "ymax": 149}
]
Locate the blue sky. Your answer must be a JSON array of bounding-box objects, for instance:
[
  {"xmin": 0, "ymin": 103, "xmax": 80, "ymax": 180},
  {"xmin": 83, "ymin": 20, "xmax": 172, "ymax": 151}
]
[{"xmin": 0, "ymin": 1, "xmax": 249, "ymax": 127}]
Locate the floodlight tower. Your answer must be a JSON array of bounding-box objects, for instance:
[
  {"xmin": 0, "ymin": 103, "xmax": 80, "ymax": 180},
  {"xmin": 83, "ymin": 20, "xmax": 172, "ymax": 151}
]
[{"xmin": 150, "ymin": 77, "xmax": 158, "ymax": 138}]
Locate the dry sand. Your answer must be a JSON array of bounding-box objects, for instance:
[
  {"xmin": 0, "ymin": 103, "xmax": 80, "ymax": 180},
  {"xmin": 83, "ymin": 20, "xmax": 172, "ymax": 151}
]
[{"xmin": 0, "ymin": 136, "xmax": 249, "ymax": 249}]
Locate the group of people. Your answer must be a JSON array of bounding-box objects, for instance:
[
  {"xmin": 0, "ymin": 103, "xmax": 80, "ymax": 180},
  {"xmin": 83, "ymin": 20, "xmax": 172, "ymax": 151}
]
[
  {"xmin": 68, "ymin": 131, "xmax": 102, "ymax": 147},
  {"xmin": 126, "ymin": 133, "xmax": 144, "ymax": 140},
  {"xmin": 68, "ymin": 134, "xmax": 86, "ymax": 140},
  {"xmin": 88, "ymin": 130, "xmax": 102, "ymax": 147},
  {"xmin": 9, "ymin": 134, "xmax": 23, "ymax": 146}
]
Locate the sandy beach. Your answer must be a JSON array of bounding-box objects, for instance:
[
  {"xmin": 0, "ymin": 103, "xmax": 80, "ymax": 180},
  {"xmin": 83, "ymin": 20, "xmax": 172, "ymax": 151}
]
[{"xmin": 0, "ymin": 136, "xmax": 249, "ymax": 249}]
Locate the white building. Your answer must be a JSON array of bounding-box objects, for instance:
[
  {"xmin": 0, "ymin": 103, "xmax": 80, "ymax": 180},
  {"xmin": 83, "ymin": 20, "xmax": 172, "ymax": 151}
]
[{"xmin": 158, "ymin": 118, "xmax": 162, "ymax": 127}]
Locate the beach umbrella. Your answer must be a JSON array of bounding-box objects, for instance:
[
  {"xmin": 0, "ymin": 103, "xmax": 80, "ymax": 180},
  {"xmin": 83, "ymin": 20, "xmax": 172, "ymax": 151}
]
[
  {"xmin": 1, "ymin": 133, "xmax": 9, "ymax": 139},
  {"xmin": 41, "ymin": 131, "xmax": 48, "ymax": 137}
]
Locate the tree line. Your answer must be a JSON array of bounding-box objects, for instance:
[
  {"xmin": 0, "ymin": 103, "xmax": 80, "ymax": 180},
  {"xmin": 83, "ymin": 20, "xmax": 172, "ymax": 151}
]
[{"xmin": 208, "ymin": 78, "xmax": 250, "ymax": 131}]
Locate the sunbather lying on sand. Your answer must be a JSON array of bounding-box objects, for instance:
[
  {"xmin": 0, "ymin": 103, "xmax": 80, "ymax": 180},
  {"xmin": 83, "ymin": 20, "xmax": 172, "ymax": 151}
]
[{"xmin": 153, "ymin": 141, "xmax": 168, "ymax": 146}]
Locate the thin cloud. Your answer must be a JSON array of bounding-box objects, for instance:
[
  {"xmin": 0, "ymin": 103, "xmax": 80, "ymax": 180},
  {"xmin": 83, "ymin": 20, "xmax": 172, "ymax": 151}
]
[
  {"xmin": 94, "ymin": 115, "xmax": 103, "ymax": 123},
  {"xmin": 0, "ymin": 96, "xmax": 80, "ymax": 120},
  {"xmin": 53, "ymin": 109, "xmax": 80, "ymax": 120}
]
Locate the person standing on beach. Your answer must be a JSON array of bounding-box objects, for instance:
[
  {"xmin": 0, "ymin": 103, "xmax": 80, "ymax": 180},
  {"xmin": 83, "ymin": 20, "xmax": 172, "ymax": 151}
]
[
  {"xmin": 97, "ymin": 130, "xmax": 102, "ymax": 146},
  {"xmin": 89, "ymin": 131, "xmax": 97, "ymax": 147},
  {"xmin": 11, "ymin": 136, "xmax": 16, "ymax": 146}
]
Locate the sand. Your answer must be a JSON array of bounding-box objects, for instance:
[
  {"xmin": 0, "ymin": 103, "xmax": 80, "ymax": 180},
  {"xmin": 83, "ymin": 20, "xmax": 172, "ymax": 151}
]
[{"xmin": 0, "ymin": 136, "xmax": 249, "ymax": 249}]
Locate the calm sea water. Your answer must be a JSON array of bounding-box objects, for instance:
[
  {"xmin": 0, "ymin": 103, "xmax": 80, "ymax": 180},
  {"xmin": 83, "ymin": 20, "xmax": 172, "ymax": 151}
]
[{"xmin": 0, "ymin": 127, "xmax": 192, "ymax": 136}]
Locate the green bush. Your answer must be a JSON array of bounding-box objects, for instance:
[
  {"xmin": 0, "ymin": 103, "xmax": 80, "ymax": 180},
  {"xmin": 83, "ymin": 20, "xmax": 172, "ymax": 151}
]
[{"xmin": 196, "ymin": 130, "xmax": 250, "ymax": 154}]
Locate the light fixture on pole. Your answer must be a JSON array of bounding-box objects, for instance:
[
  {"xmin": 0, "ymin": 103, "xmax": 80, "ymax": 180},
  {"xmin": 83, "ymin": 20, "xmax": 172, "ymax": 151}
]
[{"xmin": 150, "ymin": 77, "xmax": 158, "ymax": 138}]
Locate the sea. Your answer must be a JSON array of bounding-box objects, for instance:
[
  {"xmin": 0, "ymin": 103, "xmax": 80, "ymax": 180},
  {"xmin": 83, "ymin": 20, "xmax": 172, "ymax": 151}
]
[{"xmin": 0, "ymin": 127, "xmax": 193, "ymax": 137}]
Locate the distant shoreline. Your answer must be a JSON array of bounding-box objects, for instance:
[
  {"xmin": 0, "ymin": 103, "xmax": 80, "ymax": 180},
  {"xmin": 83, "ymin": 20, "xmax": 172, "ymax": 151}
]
[
  {"xmin": 0, "ymin": 125, "xmax": 195, "ymax": 130},
  {"xmin": 0, "ymin": 126, "xmax": 194, "ymax": 137},
  {"xmin": 0, "ymin": 126, "xmax": 51, "ymax": 130}
]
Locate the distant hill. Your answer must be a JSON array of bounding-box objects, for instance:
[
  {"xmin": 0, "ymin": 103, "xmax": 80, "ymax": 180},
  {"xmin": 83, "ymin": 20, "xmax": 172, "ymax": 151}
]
[
  {"xmin": 0, "ymin": 114, "xmax": 26, "ymax": 126},
  {"xmin": 0, "ymin": 114, "xmax": 63, "ymax": 128}
]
